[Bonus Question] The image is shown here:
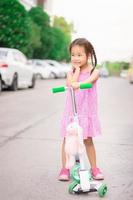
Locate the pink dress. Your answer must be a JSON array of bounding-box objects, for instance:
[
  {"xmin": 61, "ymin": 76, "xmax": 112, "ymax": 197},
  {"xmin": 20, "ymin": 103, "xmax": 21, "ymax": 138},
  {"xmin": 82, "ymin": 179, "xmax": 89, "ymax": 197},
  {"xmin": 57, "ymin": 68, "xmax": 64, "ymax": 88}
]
[{"xmin": 60, "ymin": 71, "xmax": 101, "ymax": 139}]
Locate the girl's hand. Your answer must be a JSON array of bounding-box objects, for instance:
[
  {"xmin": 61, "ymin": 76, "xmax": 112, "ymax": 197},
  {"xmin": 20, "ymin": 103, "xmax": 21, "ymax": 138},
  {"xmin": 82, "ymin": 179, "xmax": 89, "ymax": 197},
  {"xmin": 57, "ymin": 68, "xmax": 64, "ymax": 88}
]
[
  {"xmin": 72, "ymin": 63, "xmax": 80, "ymax": 71},
  {"xmin": 72, "ymin": 65, "xmax": 80, "ymax": 74},
  {"xmin": 71, "ymin": 81, "xmax": 80, "ymax": 89}
]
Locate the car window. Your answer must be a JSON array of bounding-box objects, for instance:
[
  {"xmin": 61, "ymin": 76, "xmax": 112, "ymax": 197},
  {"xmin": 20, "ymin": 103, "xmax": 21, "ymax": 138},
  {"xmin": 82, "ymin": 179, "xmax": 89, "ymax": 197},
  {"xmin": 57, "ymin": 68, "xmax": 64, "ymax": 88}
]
[
  {"xmin": 35, "ymin": 61, "xmax": 44, "ymax": 66},
  {"xmin": 49, "ymin": 63, "xmax": 54, "ymax": 67},
  {"xmin": 36, "ymin": 61, "xmax": 42, "ymax": 66},
  {"xmin": 13, "ymin": 51, "xmax": 27, "ymax": 63},
  {"xmin": 0, "ymin": 50, "xmax": 8, "ymax": 59},
  {"xmin": 19, "ymin": 52, "xmax": 27, "ymax": 63},
  {"xmin": 12, "ymin": 52, "xmax": 20, "ymax": 62}
]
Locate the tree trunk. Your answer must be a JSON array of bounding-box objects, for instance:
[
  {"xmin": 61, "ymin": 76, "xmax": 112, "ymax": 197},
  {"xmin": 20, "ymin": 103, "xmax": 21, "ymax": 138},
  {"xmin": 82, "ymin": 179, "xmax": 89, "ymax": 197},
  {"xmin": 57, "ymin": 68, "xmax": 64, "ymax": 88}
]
[{"xmin": 37, "ymin": 0, "xmax": 45, "ymax": 7}]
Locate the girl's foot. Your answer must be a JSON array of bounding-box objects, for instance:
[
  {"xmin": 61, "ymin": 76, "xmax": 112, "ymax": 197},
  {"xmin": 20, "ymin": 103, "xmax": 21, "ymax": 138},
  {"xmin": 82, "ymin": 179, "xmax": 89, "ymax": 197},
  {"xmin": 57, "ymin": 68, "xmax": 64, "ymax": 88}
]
[
  {"xmin": 91, "ymin": 167, "xmax": 104, "ymax": 180},
  {"xmin": 58, "ymin": 168, "xmax": 70, "ymax": 181}
]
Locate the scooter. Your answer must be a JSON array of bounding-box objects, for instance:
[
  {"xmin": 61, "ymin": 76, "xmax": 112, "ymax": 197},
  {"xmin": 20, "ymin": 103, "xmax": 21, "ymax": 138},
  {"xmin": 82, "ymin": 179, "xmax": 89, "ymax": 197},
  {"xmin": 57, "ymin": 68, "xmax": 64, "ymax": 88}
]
[{"xmin": 52, "ymin": 83, "xmax": 107, "ymax": 197}]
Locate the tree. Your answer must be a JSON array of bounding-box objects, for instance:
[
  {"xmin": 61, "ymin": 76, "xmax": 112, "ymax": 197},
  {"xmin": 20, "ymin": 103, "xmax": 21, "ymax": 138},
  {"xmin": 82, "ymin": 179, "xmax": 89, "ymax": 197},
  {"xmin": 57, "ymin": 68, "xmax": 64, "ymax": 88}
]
[
  {"xmin": 0, "ymin": 0, "xmax": 33, "ymax": 56},
  {"xmin": 28, "ymin": 19, "xmax": 41, "ymax": 57},
  {"xmin": 29, "ymin": 6, "xmax": 53, "ymax": 58},
  {"xmin": 29, "ymin": 9, "xmax": 72, "ymax": 60},
  {"xmin": 37, "ymin": 0, "xmax": 45, "ymax": 7},
  {"xmin": 53, "ymin": 16, "xmax": 74, "ymax": 36},
  {"xmin": 52, "ymin": 16, "xmax": 73, "ymax": 61},
  {"xmin": 29, "ymin": 6, "xmax": 50, "ymax": 27},
  {"xmin": 48, "ymin": 27, "xmax": 70, "ymax": 61}
]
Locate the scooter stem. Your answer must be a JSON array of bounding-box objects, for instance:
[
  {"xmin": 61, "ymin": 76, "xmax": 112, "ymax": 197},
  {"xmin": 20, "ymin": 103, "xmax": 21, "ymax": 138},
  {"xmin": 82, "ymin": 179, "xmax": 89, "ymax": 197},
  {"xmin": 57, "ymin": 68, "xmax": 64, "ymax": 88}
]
[{"xmin": 69, "ymin": 87, "xmax": 77, "ymax": 117}]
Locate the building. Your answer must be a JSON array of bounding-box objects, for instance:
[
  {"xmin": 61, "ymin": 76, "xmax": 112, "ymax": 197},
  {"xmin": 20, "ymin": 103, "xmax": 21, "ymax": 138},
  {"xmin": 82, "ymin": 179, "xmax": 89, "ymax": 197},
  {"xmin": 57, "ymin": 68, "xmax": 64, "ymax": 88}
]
[
  {"xmin": 19, "ymin": 0, "xmax": 37, "ymax": 10},
  {"xmin": 44, "ymin": 0, "xmax": 54, "ymax": 14},
  {"xmin": 19, "ymin": 0, "xmax": 53, "ymax": 15}
]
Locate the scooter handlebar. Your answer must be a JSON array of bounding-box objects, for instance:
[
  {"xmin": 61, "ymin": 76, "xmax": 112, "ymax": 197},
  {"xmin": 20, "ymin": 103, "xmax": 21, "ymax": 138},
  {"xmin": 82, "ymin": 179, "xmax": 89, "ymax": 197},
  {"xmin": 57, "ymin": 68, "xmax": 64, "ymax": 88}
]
[
  {"xmin": 52, "ymin": 83, "xmax": 92, "ymax": 93},
  {"xmin": 52, "ymin": 86, "xmax": 66, "ymax": 93},
  {"xmin": 80, "ymin": 83, "xmax": 93, "ymax": 89}
]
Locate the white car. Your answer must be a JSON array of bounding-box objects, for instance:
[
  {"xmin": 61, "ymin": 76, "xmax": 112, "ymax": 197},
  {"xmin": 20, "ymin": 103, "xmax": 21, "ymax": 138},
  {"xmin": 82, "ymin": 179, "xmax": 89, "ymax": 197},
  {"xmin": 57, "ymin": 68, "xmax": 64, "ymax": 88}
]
[
  {"xmin": 0, "ymin": 48, "xmax": 36, "ymax": 92},
  {"xmin": 45, "ymin": 59, "xmax": 66, "ymax": 78},
  {"xmin": 99, "ymin": 66, "xmax": 109, "ymax": 77},
  {"xmin": 61, "ymin": 62, "xmax": 71, "ymax": 77},
  {"xmin": 120, "ymin": 69, "xmax": 128, "ymax": 78},
  {"xmin": 29, "ymin": 59, "xmax": 52, "ymax": 79}
]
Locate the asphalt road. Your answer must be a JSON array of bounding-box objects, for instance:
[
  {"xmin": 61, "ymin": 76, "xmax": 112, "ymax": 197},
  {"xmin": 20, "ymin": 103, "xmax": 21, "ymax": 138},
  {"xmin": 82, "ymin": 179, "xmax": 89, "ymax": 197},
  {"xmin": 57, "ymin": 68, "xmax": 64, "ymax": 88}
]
[{"xmin": 0, "ymin": 77, "xmax": 133, "ymax": 200}]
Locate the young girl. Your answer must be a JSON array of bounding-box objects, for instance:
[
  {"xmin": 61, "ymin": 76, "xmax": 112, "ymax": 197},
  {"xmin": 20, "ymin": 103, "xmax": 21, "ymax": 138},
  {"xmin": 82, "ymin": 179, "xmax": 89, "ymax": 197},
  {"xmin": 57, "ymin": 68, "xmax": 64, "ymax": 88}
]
[{"xmin": 58, "ymin": 38, "xmax": 104, "ymax": 181}]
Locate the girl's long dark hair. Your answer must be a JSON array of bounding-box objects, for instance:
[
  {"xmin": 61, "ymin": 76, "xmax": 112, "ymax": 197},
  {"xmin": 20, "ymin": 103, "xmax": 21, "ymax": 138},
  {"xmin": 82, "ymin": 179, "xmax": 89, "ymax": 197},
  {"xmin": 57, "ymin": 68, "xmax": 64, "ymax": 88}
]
[{"xmin": 69, "ymin": 38, "xmax": 97, "ymax": 74}]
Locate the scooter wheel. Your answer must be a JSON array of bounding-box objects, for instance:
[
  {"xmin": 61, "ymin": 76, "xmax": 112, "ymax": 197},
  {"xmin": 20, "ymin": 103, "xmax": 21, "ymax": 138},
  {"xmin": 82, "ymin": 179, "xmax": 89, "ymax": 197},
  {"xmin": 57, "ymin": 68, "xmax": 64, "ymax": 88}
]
[
  {"xmin": 68, "ymin": 181, "xmax": 78, "ymax": 194},
  {"xmin": 98, "ymin": 184, "xmax": 107, "ymax": 197},
  {"xmin": 71, "ymin": 163, "xmax": 80, "ymax": 183}
]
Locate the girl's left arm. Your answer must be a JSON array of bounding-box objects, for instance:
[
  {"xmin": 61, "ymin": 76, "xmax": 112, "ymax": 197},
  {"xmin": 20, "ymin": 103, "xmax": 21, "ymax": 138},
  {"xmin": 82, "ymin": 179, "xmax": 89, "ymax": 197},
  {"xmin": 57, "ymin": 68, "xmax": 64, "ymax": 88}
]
[
  {"xmin": 71, "ymin": 69, "xmax": 100, "ymax": 89},
  {"xmin": 82, "ymin": 69, "xmax": 100, "ymax": 84}
]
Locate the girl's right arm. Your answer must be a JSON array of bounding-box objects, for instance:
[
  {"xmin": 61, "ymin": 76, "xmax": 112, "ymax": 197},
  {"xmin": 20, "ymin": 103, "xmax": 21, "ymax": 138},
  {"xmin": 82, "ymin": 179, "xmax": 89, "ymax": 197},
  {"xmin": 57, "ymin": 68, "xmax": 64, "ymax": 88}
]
[{"xmin": 66, "ymin": 67, "xmax": 80, "ymax": 86}]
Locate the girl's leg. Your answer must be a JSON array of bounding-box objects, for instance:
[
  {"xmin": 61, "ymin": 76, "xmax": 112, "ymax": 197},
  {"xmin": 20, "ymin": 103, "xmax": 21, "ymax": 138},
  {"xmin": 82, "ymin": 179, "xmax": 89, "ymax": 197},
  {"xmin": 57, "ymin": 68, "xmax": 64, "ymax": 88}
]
[
  {"xmin": 84, "ymin": 137, "xmax": 97, "ymax": 168},
  {"xmin": 84, "ymin": 137, "xmax": 104, "ymax": 180},
  {"xmin": 61, "ymin": 138, "xmax": 66, "ymax": 168},
  {"xmin": 58, "ymin": 138, "xmax": 70, "ymax": 181}
]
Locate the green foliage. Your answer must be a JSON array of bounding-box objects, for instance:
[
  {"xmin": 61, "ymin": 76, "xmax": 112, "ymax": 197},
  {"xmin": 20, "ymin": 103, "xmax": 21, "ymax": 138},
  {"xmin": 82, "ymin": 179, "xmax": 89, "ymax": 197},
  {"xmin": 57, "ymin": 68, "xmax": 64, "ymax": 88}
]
[
  {"xmin": 53, "ymin": 16, "xmax": 74, "ymax": 36},
  {"xmin": 0, "ymin": 0, "xmax": 33, "ymax": 55},
  {"xmin": 52, "ymin": 16, "xmax": 72, "ymax": 61},
  {"xmin": 104, "ymin": 61, "xmax": 129, "ymax": 76},
  {"xmin": 29, "ymin": 6, "xmax": 50, "ymax": 27},
  {"xmin": 120, "ymin": 62, "xmax": 129, "ymax": 70},
  {"xmin": 29, "ymin": 7, "xmax": 71, "ymax": 61},
  {"xmin": 48, "ymin": 27, "xmax": 70, "ymax": 61},
  {"xmin": 29, "ymin": 6, "xmax": 53, "ymax": 59},
  {"xmin": 0, "ymin": 1, "xmax": 72, "ymax": 60},
  {"xmin": 27, "ymin": 19, "xmax": 41, "ymax": 58}
]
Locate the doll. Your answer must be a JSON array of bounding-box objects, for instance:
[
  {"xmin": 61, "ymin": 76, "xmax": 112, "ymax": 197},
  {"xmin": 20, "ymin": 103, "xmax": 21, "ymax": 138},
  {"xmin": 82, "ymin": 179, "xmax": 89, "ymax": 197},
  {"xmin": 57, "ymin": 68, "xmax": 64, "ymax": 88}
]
[{"xmin": 65, "ymin": 121, "xmax": 85, "ymax": 169}]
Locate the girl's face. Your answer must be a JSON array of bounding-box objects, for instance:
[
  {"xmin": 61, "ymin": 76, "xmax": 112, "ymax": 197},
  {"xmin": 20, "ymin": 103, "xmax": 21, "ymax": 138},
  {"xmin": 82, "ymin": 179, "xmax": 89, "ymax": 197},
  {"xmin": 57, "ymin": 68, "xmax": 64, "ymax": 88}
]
[{"xmin": 71, "ymin": 45, "xmax": 89, "ymax": 68}]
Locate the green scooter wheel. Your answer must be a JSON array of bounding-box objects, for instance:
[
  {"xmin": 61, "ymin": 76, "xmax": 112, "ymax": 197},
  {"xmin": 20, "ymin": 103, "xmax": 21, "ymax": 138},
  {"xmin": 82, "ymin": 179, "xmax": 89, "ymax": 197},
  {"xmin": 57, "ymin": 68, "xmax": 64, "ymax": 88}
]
[
  {"xmin": 71, "ymin": 163, "xmax": 80, "ymax": 183},
  {"xmin": 68, "ymin": 181, "xmax": 78, "ymax": 194},
  {"xmin": 71, "ymin": 163, "xmax": 92, "ymax": 183},
  {"xmin": 98, "ymin": 184, "xmax": 107, "ymax": 197}
]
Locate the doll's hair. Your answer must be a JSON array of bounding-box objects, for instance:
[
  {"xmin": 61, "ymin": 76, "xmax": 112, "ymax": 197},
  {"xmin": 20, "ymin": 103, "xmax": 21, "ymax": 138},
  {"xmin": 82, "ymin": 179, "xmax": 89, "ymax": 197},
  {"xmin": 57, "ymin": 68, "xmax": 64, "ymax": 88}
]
[{"xmin": 69, "ymin": 38, "xmax": 97, "ymax": 74}]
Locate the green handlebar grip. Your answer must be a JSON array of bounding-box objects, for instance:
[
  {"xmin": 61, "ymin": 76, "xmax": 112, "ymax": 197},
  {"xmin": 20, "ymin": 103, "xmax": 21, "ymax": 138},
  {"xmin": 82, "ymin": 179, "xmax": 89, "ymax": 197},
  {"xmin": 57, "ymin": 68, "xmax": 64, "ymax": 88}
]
[
  {"xmin": 80, "ymin": 83, "xmax": 93, "ymax": 89},
  {"xmin": 52, "ymin": 86, "xmax": 66, "ymax": 93}
]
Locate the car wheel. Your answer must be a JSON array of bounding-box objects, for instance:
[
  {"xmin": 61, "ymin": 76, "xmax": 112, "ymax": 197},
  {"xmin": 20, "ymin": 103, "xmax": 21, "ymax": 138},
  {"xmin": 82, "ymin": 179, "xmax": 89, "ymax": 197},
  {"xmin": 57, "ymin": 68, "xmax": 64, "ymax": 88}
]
[
  {"xmin": 0, "ymin": 77, "xmax": 2, "ymax": 93},
  {"xmin": 49, "ymin": 72, "xmax": 57, "ymax": 79},
  {"xmin": 29, "ymin": 75, "xmax": 36, "ymax": 88},
  {"xmin": 10, "ymin": 75, "xmax": 18, "ymax": 91},
  {"xmin": 36, "ymin": 73, "xmax": 42, "ymax": 79}
]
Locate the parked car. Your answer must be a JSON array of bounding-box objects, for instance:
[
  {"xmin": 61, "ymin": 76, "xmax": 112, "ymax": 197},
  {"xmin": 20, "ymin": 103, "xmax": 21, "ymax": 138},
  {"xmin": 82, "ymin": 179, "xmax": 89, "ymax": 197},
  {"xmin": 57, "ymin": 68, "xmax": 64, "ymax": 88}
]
[
  {"xmin": 44, "ymin": 59, "xmax": 66, "ymax": 78},
  {"xmin": 29, "ymin": 59, "xmax": 52, "ymax": 79},
  {"xmin": 61, "ymin": 62, "xmax": 71, "ymax": 77},
  {"xmin": 99, "ymin": 66, "xmax": 109, "ymax": 77},
  {"xmin": 127, "ymin": 66, "xmax": 133, "ymax": 84},
  {"xmin": 120, "ymin": 69, "xmax": 128, "ymax": 78},
  {"xmin": 0, "ymin": 48, "xmax": 36, "ymax": 92}
]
